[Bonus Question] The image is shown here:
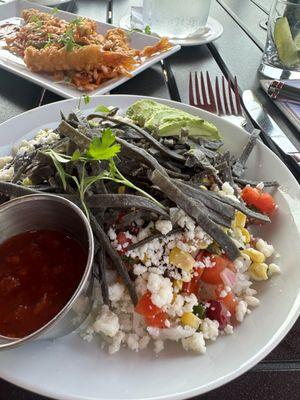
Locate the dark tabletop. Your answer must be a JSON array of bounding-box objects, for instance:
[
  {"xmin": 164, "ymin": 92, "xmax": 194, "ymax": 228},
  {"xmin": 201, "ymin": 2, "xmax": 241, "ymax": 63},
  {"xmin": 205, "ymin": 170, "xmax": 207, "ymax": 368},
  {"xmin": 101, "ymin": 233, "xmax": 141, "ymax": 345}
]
[{"xmin": 0, "ymin": 0, "xmax": 299, "ymax": 399}]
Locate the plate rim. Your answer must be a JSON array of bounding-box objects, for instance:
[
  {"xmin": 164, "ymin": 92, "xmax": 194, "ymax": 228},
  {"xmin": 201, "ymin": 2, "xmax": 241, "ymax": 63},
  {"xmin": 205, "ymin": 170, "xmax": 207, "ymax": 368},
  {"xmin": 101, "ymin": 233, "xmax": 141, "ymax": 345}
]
[
  {"xmin": 0, "ymin": 94, "xmax": 299, "ymax": 400},
  {"xmin": 119, "ymin": 15, "xmax": 224, "ymax": 47}
]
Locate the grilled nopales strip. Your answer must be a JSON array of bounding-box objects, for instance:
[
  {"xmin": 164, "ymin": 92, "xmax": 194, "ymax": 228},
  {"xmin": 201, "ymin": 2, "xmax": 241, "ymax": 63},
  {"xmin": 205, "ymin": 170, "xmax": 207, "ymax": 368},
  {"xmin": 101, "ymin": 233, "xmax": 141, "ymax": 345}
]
[{"xmin": 151, "ymin": 169, "xmax": 240, "ymax": 260}]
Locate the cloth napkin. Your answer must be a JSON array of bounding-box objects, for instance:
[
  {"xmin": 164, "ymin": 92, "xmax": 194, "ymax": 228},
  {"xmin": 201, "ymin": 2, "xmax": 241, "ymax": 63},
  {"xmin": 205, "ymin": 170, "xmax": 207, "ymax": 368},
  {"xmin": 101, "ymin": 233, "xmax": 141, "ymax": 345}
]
[{"xmin": 260, "ymin": 79, "xmax": 300, "ymax": 133}]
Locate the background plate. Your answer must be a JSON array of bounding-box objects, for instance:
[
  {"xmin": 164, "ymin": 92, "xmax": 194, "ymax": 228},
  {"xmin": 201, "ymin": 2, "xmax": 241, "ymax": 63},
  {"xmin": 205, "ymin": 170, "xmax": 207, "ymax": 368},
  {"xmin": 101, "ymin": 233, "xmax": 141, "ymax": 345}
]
[
  {"xmin": 0, "ymin": 1, "xmax": 180, "ymax": 98},
  {"xmin": 0, "ymin": 95, "xmax": 299, "ymax": 400}
]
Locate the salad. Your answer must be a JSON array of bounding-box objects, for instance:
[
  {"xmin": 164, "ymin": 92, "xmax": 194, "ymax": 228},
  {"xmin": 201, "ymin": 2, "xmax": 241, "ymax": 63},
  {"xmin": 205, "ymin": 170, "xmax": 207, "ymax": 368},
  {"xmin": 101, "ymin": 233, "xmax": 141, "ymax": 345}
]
[{"xmin": 0, "ymin": 98, "xmax": 281, "ymax": 354}]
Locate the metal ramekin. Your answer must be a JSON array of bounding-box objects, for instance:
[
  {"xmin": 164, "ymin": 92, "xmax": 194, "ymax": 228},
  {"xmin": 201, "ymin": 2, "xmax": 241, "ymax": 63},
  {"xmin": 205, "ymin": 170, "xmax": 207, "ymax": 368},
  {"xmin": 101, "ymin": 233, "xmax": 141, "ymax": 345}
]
[{"xmin": 0, "ymin": 194, "xmax": 94, "ymax": 350}]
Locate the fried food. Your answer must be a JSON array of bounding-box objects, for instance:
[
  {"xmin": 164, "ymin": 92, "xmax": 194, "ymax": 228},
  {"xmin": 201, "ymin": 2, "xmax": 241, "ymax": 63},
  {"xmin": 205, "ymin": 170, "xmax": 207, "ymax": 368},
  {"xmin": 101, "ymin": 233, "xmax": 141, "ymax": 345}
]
[
  {"xmin": 5, "ymin": 9, "xmax": 172, "ymax": 91},
  {"xmin": 24, "ymin": 45, "xmax": 137, "ymax": 72}
]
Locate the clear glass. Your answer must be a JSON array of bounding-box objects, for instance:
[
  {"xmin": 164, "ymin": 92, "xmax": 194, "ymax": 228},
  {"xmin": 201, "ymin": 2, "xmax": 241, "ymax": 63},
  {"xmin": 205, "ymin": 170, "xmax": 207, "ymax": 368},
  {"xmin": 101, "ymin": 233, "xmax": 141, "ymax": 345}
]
[
  {"xmin": 260, "ymin": 0, "xmax": 300, "ymax": 78},
  {"xmin": 142, "ymin": 0, "xmax": 212, "ymax": 39}
]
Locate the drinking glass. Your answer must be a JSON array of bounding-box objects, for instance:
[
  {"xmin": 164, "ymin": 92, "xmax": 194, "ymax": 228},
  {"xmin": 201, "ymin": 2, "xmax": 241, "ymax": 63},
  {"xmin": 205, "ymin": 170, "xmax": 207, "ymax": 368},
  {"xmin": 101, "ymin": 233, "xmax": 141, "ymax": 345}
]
[
  {"xmin": 259, "ymin": 0, "xmax": 300, "ymax": 79},
  {"xmin": 142, "ymin": 0, "xmax": 212, "ymax": 39}
]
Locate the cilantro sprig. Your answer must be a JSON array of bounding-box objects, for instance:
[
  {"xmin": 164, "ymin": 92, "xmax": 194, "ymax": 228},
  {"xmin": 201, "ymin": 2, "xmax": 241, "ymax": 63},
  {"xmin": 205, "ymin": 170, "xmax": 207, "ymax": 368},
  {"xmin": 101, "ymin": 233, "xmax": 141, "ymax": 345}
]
[{"xmin": 44, "ymin": 128, "xmax": 164, "ymax": 219}]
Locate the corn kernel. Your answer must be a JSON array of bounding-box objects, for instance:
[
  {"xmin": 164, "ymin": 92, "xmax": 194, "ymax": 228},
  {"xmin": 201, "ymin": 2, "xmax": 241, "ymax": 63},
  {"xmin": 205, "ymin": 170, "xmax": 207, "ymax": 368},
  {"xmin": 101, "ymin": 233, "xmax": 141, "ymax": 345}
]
[
  {"xmin": 233, "ymin": 211, "xmax": 247, "ymax": 228},
  {"xmin": 173, "ymin": 280, "xmax": 183, "ymax": 291},
  {"xmin": 181, "ymin": 312, "xmax": 200, "ymax": 329},
  {"xmin": 169, "ymin": 247, "xmax": 195, "ymax": 271},
  {"xmin": 242, "ymin": 248, "xmax": 265, "ymax": 263},
  {"xmin": 118, "ymin": 186, "xmax": 126, "ymax": 194},
  {"xmin": 241, "ymin": 228, "xmax": 251, "ymax": 244},
  {"xmin": 199, "ymin": 185, "xmax": 208, "ymax": 190},
  {"xmin": 248, "ymin": 262, "xmax": 268, "ymax": 281}
]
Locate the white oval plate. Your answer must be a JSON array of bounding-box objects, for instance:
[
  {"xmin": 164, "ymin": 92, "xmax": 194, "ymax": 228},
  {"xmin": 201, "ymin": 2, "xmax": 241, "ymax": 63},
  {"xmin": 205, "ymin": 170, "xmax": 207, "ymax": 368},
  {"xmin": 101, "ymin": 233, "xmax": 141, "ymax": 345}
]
[
  {"xmin": 0, "ymin": 95, "xmax": 300, "ymax": 400},
  {"xmin": 119, "ymin": 15, "xmax": 223, "ymax": 46}
]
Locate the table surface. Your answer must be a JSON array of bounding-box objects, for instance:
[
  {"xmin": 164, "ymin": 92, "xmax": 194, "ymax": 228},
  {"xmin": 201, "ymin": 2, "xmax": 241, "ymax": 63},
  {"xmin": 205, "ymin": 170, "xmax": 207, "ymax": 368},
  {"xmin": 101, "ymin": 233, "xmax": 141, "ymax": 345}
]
[{"xmin": 0, "ymin": 0, "xmax": 299, "ymax": 399}]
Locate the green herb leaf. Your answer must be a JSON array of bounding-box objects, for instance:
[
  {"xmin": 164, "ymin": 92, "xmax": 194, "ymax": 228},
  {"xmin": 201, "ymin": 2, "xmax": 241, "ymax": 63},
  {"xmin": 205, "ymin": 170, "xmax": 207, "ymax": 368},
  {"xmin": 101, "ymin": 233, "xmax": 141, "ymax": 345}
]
[
  {"xmin": 71, "ymin": 149, "xmax": 81, "ymax": 161},
  {"xmin": 83, "ymin": 95, "xmax": 91, "ymax": 105},
  {"xmin": 51, "ymin": 7, "xmax": 59, "ymax": 15},
  {"xmin": 193, "ymin": 304, "xmax": 206, "ymax": 320},
  {"xmin": 70, "ymin": 17, "xmax": 84, "ymax": 26},
  {"xmin": 144, "ymin": 25, "xmax": 151, "ymax": 35},
  {"xmin": 52, "ymin": 157, "xmax": 67, "ymax": 190},
  {"xmin": 94, "ymin": 104, "xmax": 110, "ymax": 113},
  {"xmin": 86, "ymin": 129, "xmax": 121, "ymax": 160}
]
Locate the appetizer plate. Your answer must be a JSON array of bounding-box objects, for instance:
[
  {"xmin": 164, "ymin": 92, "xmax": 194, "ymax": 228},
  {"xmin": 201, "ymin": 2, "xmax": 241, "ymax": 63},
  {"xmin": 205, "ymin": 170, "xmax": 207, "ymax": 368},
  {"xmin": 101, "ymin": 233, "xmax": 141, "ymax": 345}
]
[
  {"xmin": 119, "ymin": 15, "xmax": 224, "ymax": 47},
  {"xmin": 0, "ymin": 1, "xmax": 180, "ymax": 98},
  {"xmin": 0, "ymin": 95, "xmax": 300, "ymax": 400}
]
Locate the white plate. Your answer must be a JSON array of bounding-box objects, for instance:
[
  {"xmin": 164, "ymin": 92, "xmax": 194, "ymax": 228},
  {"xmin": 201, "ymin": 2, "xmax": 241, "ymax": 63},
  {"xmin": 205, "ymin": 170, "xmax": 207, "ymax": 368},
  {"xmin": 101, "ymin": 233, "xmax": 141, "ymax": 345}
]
[
  {"xmin": 0, "ymin": 95, "xmax": 300, "ymax": 399},
  {"xmin": 0, "ymin": 1, "xmax": 180, "ymax": 98},
  {"xmin": 119, "ymin": 15, "xmax": 223, "ymax": 47}
]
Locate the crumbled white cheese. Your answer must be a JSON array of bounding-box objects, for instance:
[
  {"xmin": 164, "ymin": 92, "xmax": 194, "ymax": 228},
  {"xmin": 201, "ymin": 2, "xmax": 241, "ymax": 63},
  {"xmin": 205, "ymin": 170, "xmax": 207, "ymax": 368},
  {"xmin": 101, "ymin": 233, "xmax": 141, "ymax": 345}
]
[
  {"xmin": 35, "ymin": 129, "xmax": 59, "ymax": 145},
  {"xmin": 168, "ymin": 294, "xmax": 185, "ymax": 317},
  {"xmin": 107, "ymin": 227, "xmax": 117, "ymax": 241},
  {"xmin": 182, "ymin": 294, "xmax": 198, "ymax": 313},
  {"xmin": 234, "ymin": 254, "xmax": 251, "ymax": 273},
  {"xmin": 126, "ymin": 333, "xmax": 140, "ymax": 351},
  {"xmin": 135, "ymin": 274, "xmax": 148, "ymax": 296},
  {"xmin": 182, "ymin": 332, "xmax": 206, "ymax": 353},
  {"xmin": 268, "ymin": 263, "xmax": 281, "ymax": 277},
  {"xmin": 256, "ymin": 238, "xmax": 274, "ymax": 258},
  {"xmin": 93, "ymin": 305, "xmax": 119, "ymax": 337},
  {"xmin": 200, "ymin": 318, "xmax": 219, "ymax": 341},
  {"xmin": 139, "ymin": 334, "xmax": 151, "ymax": 350},
  {"xmin": 244, "ymin": 296, "xmax": 260, "ymax": 307},
  {"xmin": 221, "ymin": 182, "xmax": 235, "ymax": 196},
  {"xmin": 0, "ymin": 156, "xmax": 12, "ymax": 169},
  {"xmin": 147, "ymin": 326, "xmax": 195, "ymax": 341},
  {"xmin": 256, "ymin": 181, "xmax": 264, "ymax": 190},
  {"xmin": 72, "ymin": 294, "xmax": 89, "ymax": 315},
  {"xmin": 147, "ymin": 273, "xmax": 173, "ymax": 308},
  {"xmin": 155, "ymin": 219, "xmax": 172, "ymax": 235},
  {"xmin": 154, "ymin": 339, "xmax": 164, "ymax": 353},
  {"xmin": 235, "ymin": 300, "xmax": 248, "ymax": 322},
  {"xmin": 0, "ymin": 166, "xmax": 14, "ymax": 181},
  {"xmin": 108, "ymin": 331, "xmax": 125, "ymax": 354},
  {"xmin": 224, "ymin": 324, "xmax": 234, "ymax": 335},
  {"xmin": 108, "ymin": 282, "xmax": 125, "ymax": 303},
  {"xmin": 133, "ymin": 263, "xmax": 147, "ymax": 276}
]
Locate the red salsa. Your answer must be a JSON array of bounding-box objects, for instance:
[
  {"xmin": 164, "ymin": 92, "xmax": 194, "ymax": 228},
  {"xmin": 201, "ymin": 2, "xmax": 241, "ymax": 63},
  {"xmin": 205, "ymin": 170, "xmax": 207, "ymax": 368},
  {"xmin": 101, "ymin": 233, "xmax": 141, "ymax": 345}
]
[{"xmin": 0, "ymin": 230, "xmax": 87, "ymax": 338}]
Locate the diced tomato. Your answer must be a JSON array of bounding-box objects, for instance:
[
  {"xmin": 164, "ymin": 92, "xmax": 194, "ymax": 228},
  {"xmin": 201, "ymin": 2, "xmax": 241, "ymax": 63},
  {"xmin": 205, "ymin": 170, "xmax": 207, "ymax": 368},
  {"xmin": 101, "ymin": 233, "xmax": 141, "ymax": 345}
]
[
  {"xmin": 255, "ymin": 192, "xmax": 276, "ymax": 215},
  {"xmin": 182, "ymin": 267, "xmax": 204, "ymax": 295},
  {"xmin": 135, "ymin": 291, "xmax": 162, "ymax": 318},
  {"xmin": 117, "ymin": 232, "xmax": 129, "ymax": 246},
  {"xmin": 145, "ymin": 311, "xmax": 168, "ymax": 328},
  {"xmin": 215, "ymin": 286, "xmax": 237, "ymax": 315},
  {"xmin": 200, "ymin": 255, "xmax": 228, "ymax": 285},
  {"xmin": 241, "ymin": 187, "xmax": 276, "ymax": 216},
  {"xmin": 241, "ymin": 186, "xmax": 260, "ymax": 205}
]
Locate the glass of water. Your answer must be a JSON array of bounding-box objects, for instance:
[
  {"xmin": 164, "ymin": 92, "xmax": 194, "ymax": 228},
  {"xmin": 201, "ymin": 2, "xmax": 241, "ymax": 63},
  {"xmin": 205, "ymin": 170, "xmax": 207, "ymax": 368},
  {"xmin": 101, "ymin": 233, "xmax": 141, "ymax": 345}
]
[
  {"xmin": 142, "ymin": 0, "xmax": 212, "ymax": 39},
  {"xmin": 259, "ymin": 0, "xmax": 300, "ymax": 78}
]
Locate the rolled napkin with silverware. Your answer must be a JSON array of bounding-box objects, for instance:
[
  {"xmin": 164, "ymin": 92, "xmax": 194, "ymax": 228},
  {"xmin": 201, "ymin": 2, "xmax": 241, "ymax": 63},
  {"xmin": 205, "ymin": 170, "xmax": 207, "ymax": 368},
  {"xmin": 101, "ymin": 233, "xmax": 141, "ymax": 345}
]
[
  {"xmin": 262, "ymin": 79, "xmax": 300, "ymax": 104},
  {"xmin": 260, "ymin": 79, "xmax": 300, "ymax": 132}
]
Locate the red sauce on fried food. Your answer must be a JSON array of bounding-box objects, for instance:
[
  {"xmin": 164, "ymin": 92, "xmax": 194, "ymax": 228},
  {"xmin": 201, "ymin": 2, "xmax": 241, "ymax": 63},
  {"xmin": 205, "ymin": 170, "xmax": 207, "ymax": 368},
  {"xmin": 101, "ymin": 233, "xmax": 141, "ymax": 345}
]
[{"xmin": 0, "ymin": 230, "xmax": 86, "ymax": 338}]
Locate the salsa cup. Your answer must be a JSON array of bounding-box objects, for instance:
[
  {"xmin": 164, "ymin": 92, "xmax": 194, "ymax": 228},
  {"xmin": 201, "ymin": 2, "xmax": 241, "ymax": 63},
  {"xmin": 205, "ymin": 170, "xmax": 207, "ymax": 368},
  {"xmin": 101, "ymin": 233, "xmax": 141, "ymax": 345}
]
[{"xmin": 0, "ymin": 194, "xmax": 94, "ymax": 350}]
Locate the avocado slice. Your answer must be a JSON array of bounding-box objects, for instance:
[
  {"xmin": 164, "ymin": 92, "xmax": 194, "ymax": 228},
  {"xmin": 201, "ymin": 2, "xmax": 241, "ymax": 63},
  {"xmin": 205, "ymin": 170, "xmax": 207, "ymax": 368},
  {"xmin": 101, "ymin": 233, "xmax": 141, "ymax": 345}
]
[
  {"xmin": 126, "ymin": 99, "xmax": 221, "ymax": 141},
  {"xmin": 274, "ymin": 17, "xmax": 299, "ymax": 67},
  {"xmin": 159, "ymin": 119, "xmax": 220, "ymax": 139},
  {"xmin": 126, "ymin": 100, "xmax": 168, "ymax": 126}
]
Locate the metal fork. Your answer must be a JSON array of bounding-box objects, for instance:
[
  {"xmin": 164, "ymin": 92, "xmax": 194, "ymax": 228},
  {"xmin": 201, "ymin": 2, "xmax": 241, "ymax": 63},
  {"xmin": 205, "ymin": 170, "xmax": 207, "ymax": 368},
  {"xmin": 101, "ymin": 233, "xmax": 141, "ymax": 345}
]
[{"xmin": 189, "ymin": 71, "xmax": 245, "ymax": 126}]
